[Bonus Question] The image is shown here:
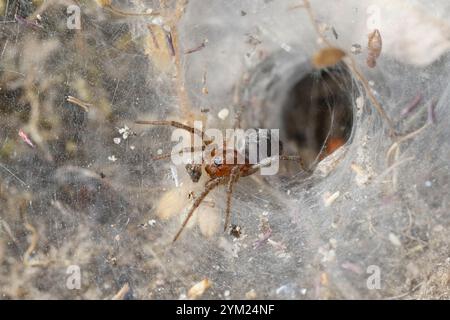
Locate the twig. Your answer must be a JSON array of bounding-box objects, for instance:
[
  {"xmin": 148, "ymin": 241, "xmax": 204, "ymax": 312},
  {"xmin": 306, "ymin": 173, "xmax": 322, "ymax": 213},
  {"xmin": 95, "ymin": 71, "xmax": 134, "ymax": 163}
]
[
  {"xmin": 184, "ymin": 39, "xmax": 207, "ymax": 54},
  {"xmin": 376, "ymin": 156, "xmax": 415, "ymax": 183},
  {"xmin": 427, "ymin": 98, "xmax": 437, "ymax": 125},
  {"xmin": 112, "ymin": 283, "xmax": 130, "ymax": 300},
  {"xmin": 300, "ymin": 0, "xmax": 396, "ymax": 136},
  {"xmin": 287, "ymin": 4, "xmax": 306, "ymax": 10},
  {"xmin": 166, "ymin": 0, "xmax": 197, "ymax": 118},
  {"xmin": 147, "ymin": 25, "xmax": 160, "ymax": 49},
  {"xmin": 14, "ymin": 14, "xmax": 43, "ymax": 30},
  {"xmin": 346, "ymin": 58, "xmax": 395, "ymax": 135},
  {"xmin": 103, "ymin": 4, "xmax": 160, "ymax": 17},
  {"xmin": 24, "ymin": 73, "xmax": 53, "ymax": 161},
  {"xmin": 1, "ymin": 39, "xmax": 8, "ymax": 59},
  {"xmin": 66, "ymin": 95, "xmax": 91, "ymax": 112},
  {"xmin": 385, "ymin": 123, "xmax": 429, "ymax": 190},
  {"xmin": 4, "ymin": 0, "xmax": 9, "ymax": 18},
  {"xmin": 386, "ymin": 123, "xmax": 429, "ymax": 165},
  {"xmin": 23, "ymin": 221, "xmax": 40, "ymax": 267},
  {"xmin": 0, "ymin": 162, "xmax": 29, "ymax": 187},
  {"xmin": 164, "ymin": 29, "xmax": 176, "ymax": 56},
  {"xmin": 400, "ymin": 93, "xmax": 422, "ymax": 118},
  {"xmin": 384, "ymin": 281, "xmax": 424, "ymax": 300}
]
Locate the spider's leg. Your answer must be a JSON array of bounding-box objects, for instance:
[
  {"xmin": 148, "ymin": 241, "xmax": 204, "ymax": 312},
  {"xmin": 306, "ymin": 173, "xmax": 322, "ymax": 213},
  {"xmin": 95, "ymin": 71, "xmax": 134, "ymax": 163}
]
[
  {"xmin": 151, "ymin": 146, "xmax": 206, "ymax": 161},
  {"xmin": 135, "ymin": 120, "xmax": 210, "ymax": 143},
  {"xmin": 279, "ymin": 155, "xmax": 308, "ymax": 171},
  {"xmin": 224, "ymin": 166, "xmax": 240, "ymax": 232},
  {"xmin": 240, "ymin": 165, "xmax": 260, "ymax": 177},
  {"xmin": 172, "ymin": 177, "xmax": 224, "ymax": 243},
  {"xmin": 241, "ymin": 155, "xmax": 309, "ymax": 177},
  {"xmin": 233, "ymin": 105, "xmax": 243, "ymax": 129}
]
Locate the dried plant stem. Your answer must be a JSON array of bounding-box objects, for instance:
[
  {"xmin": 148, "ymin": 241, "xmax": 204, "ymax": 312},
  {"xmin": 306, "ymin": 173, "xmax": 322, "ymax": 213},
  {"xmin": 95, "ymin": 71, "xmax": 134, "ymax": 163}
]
[
  {"xmin": 104, "ymin": 5, "xmax": 160, "ymax": 17},
  {"xmin": 346, "ymin": 59, "xmax": 396, "ymax": 135},
  {"xmin": 386, "ymin": 123, "xmax": 430, "ymax": 165},
  {"xmin": 161, "ymin": 0, "xmax": 200, "ymax": 121},
  {"xmin": 24, "ymin": 73, "xmax": 53, "ymax": 162},
  {"xmin": 301, "ymin": 0, "xmax": 396, "ymax": 136},
  {"xmin": 112, "ymin": 283, "xmax": 130, "ymax": 300},
  {"xmin": 66, "ymin": 95, "xmax": 91, "ymax": 112},
  {"xmin": 23, "ymin": 221, "xmax": 50, "ymax": 267},
  {"xmin": 384, "ymin": 281, "xmax": 425, "ymax": 300}
]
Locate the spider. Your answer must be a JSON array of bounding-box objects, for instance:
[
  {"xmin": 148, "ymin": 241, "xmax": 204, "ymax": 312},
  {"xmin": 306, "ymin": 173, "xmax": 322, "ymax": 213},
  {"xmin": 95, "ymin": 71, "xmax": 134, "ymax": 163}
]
[{"xmin": 135, "ymin": 120, "xmax": 307, "ymax": 242}]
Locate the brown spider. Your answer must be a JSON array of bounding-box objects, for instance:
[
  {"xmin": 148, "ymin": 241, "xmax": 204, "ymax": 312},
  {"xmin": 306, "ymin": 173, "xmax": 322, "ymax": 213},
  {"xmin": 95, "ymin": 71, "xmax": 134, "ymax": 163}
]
[{"xmin": 135, "ymin": 120, "xmax": 306, "ymax": 242}]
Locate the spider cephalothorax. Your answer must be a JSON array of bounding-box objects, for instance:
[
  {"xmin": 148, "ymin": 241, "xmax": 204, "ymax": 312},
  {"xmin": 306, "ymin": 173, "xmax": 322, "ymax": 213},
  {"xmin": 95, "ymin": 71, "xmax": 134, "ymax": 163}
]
[{"xmin": 204, "ymin": 149, "xmax": 252, "ymax": 178}]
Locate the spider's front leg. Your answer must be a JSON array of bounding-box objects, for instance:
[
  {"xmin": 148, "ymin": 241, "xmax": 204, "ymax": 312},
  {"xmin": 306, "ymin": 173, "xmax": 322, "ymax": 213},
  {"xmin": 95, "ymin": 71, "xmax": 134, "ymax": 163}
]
[
  {"xmin": 151, "ymin": 146, "xmax": 206, "ymax": 161},
  {"xmin": 241, "ymin": 155, "xmax": 309, "ymax": 177},
  {"xmin": 135, "ymin": 120, "xmax": 211, "ymax": 144},
  {"xmin": 172, "ymin": 177, "xmax": 226, "ymax": 243},
  {"xmin": 279, "ymin": 155, "xmax": 309, "ymax": 172},
  {"xmin": 224, "ymin": 166, "xmax": 241, "ymax": 232}
]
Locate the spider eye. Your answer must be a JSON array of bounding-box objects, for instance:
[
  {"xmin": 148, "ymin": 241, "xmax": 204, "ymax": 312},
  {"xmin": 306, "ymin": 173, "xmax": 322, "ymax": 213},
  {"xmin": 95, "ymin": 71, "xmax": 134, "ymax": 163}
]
[{"xmin": 213, "ymin": 156, "xmax": 222, "ymax": 166}]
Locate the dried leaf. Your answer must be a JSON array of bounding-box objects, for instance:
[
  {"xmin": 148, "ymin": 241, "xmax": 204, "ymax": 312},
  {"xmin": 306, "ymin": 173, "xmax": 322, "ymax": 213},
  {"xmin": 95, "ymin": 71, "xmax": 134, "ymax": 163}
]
[
  {"xmin": 188, "ymin": 279, "xmax": 211, "ymax": 299},
  {"xmin": 367, "ymin": 29, "xmax": 382, "ymax": 68},
  {"xmin": 312, "ymin": 47, "xmax": 346, "ymax": 68}
]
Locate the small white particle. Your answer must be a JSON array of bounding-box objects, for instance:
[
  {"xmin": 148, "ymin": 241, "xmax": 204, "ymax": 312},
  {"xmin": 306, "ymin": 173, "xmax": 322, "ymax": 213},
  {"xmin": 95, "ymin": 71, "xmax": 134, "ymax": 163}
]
[
  {"xmin": 280, "ymin": 43, "xmax": 292, "ymax": 52},
  {"xmin": 329, "ymin": 238, "xmax": 338, "ymax": 248},
  {"xmin": 300, "ymin": 288, "xmax": 307, "ymax": 295},
  {"xmin": 170, "ymin": 165, "xmax": 179, "ymax": 187},
  {"xmin": 323, "ymin": 191, "xmax": 340, "ymax": 207},
  {"xmin": 130, "ymin": 145, "xmax": 135, "ymax": 150},
  {"xmin": 224, "ymin": 290, "xmax": 230, "ymax": 297},
  {"xmin": 217, "ymin": 108, "xmax": 229, "ymax": 120},
  {"xmin": 157, "ymin": 149, "xmax": 163, "ymax": 155},
  {"xmin": 148, "ymin": 219, "xmax": 156, "ymax": 227},
  {"xmin": 152, "ymin": 17, "xmax": 164, "ymax": 26},
  {"xmin": 425, "ymin": 180, "xmax": 432, "ymax": 187},
  {"xmin": 389, "ymin": 233, "xmax": 402, "ymax": 247},
  {"xmin": 108, "ymin": 155, "xmax": 117, "ymax": 162},
  {"xmin": 368, "ymin": 80, "xmax": 375, "ymax": 86},
  {"xmin": 118, "ymin": 125, "xmax": 130, "ymax": 140},
  {"xmin": 356, "ymin": 96, "xmax": 364, "ymax": 110},
  {"xmin": 113, "ymin": 137, "xmax": 121, "ymax": 144},
  {"xmin": 118, "ymin": 126, "xmax": 127, "ymax": 134}
]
